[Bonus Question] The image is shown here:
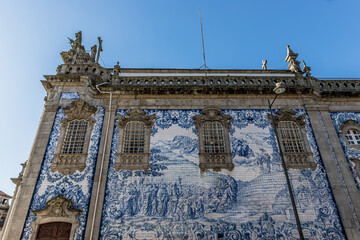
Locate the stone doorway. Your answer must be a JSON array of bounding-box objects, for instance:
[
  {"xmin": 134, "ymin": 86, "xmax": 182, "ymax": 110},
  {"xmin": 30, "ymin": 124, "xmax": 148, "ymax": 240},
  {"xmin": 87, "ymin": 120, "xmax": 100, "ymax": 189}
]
[{"xmin": 36, "ymin": 222, "xmax": 71, "ymax": 240}]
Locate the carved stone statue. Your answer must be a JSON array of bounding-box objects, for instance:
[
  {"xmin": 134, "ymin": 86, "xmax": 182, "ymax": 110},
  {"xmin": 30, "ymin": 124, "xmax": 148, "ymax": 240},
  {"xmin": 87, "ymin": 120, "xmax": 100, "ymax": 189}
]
[
  {"xmin": 68, "ymin": 31, "xmax": 82, "ymax": 51},
  {"xmin": 285, "ymin": 45, "xmax": 301, "ymax": 73},
  {"xmin": 262, "ymin": 60, "xmax": 267, "ymax": 70},
  {"xmin": 302, "ymin": 60, "xmax": 311, "ymax": 77},
  {"xmin": 113, "ymin": 61, "xmax": 121, "ymax": 75},
  {"xmin": 91, "ymin": 45, "xmax": 97, "ymax": 63},
  {"xmin": 60, "ymin": 31, "xmax": 93, "ymax": 64}
]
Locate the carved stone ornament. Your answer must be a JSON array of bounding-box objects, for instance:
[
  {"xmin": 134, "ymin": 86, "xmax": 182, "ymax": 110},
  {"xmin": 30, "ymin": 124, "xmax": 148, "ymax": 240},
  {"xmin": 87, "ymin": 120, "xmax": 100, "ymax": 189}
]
[
  {"xmin": 60, "ymin": 31, "xmax": 95, "ymax": 65},
  {"xmin": 285, "ymin": 45, "xmax": 301, "ymax": 73},
  {"xmin": 51, "ymin": 99, "xmax": 97, "ymax": 175},
  {"xmin": 30, "ymin": 195, "xmax": 81, "ymax": 240},
  {"xmin": 339, "ymin": 119, "xmax": 360, "ymax": 151},
  {"xmin": 115, "ymin": 109, "xmax": 156, "ymax": 171},
  {"xmin": 350, "ymin": 158, "xmax": 360, "ymax": 178},
  {"xmin": 302, "ymin": 60, "xmax": 312, "ymax": 77},
  {"xmin": 268, "ymin": 108, "xmax": 316, "ymax": 170},
  {"xmin": 193, "ymin": 108, "xmax": 234, "ymax": 171}
]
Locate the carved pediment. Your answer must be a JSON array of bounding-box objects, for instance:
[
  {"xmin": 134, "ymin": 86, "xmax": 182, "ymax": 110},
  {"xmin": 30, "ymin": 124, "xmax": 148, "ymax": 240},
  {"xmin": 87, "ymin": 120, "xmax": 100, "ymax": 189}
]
[
  {"xmin": 270, "ymin": 108, "xmax": 306, "ymax": 127},
  {"xmin": 339, "ymin": 120, "xmax": 360, "ymax": 133},
  {"xmin": 193, "ymin": 108, "xmax": 232, "ymax": 129},
  {"xmin": 33, "ymin": 195, "xmax": 81, "ymax": 218},
  {"xmin": 117, "ymin": 109, "xmax": 156, "ymax": 128},
  {"xmin": 63, "ymin": 99, "xmax": 97, "ymax": 122}
]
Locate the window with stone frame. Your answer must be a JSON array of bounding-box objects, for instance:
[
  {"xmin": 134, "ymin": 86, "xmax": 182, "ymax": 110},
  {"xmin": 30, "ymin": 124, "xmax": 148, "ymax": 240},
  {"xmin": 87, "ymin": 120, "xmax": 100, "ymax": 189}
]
[
  {"xmin": 193, "ymin": 108, "xmax": 234, "ymax": 171},
  {"xmin": 51, "ymin": 99, "xmax": 97, "ymax": 175},
  {"xmin": 115, "ymin": 109, "xmax": 155, "ymax": 171},
  {"xmin": 340, "ymin": 120, "xmax": 360, "ymax": 150},
  {"xmin": 269, "ymin": 109, "xmax": 316, "ymax": 170},
  {"xmin": 61, "ymin": 119, "xmax": 89, "ymax": 154}
]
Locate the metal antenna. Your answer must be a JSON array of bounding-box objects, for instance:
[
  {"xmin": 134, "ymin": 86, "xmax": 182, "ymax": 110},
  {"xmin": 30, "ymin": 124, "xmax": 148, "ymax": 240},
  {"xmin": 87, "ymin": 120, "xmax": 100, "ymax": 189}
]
[{"xmin": 199, "ymin": 8, "xmax": 207, "ymax": 76}]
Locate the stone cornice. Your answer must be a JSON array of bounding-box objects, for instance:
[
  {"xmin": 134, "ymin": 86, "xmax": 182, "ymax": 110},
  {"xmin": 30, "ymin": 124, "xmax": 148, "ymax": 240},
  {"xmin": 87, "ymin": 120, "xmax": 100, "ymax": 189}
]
[{"xmin": 42, "ymin": 63, "xmax": 360, "ymax": 98}]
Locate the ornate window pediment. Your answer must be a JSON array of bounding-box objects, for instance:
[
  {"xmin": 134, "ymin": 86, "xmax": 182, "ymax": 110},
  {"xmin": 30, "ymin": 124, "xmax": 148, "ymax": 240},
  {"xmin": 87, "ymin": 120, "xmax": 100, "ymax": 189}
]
[
  {"xmin": 269, "ymin": 109, "xmax": 316, "ymax": 170},
  {"xmin": 115, "ymin": 109, "xmax": 155, "ymax": 171},
  {"xmin": 193, "ymin": 108, "xmax": 234, "ymax": 171},
  {"xmin": 339, "ymin": 120, "xmax": 360, "ymax": 150},
  {"xmin": 30, "ymin": 195, "xmax": 81, "ymax": 240},
  {"xmin": 51, "ymin": 99, "xmax": 97, "ymax": 175}
]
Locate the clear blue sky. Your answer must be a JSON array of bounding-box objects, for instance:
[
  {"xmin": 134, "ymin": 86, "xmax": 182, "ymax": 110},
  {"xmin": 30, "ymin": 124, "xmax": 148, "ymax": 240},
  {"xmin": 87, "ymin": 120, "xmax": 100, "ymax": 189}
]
[{"xmin": 0, "ymin": 0, "xmax": 359, "ymax": 196}]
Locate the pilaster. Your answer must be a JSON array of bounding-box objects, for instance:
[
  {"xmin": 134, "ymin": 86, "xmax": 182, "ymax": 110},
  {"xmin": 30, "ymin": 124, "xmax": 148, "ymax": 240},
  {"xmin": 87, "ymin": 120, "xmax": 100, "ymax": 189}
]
[
  {"xmin": 2, "ymin": 104, "xmax": 59, "ymax": 240},
  {"xmin": 306, "ymin": 107, "xmax": 360, "ymax": 239},
  {"xmin": 84, "ymin": 102, "xmax": 116, "ymax": 239}
]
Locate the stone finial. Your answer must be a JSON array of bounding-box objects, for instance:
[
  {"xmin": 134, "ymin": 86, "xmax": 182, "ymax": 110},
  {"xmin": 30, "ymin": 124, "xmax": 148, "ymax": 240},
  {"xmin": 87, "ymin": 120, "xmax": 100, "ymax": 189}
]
[
  {"xmin": 113, "ymin": 61, "xmax": 121, "ymax": 75},
  {"xmin": 262, "ymin": 60, "xmax": 267, "ymax": 70},
  {"xmin": 285, "ymin": 45, "xmax": 301, "ymax": 73},
  {"xmin": 302, "ymin": 60, "xmax": 311, "ymax": 77}
]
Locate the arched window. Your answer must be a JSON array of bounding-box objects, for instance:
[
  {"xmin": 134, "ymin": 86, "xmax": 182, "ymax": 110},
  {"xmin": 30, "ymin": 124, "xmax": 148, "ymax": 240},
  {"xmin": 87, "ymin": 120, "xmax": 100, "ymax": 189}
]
[
  {"xmin": 270, "ymin": 109, "xmax": 316, "ymax": 169},
  {"xmin": 339, "ymin": 120, "xmax": 360, "ymax": 150},
  {"xmin": 62, "ymin": 120, "xmax": 89, "ymax": 154},
  {"xmin": 123, "ymin": 121, "xmax": 146, "ymax": 154},
  {"xmin": 203, "ymin": 121, "xmax": 226, "ymax": 154},
  {"xmin": 51, "ymin": 99, "xmax": 97, "ymax": 175},
  {"xmin": 115, "ymin": 109, "xmax": 155, "ymax": 171},
  {"xmin": 194, "ymin": 108, "xmax": 233, "ymax": 171},
  {"xmin": 345, "ymin": 129, "xmax": 360, "ymax": 145}
]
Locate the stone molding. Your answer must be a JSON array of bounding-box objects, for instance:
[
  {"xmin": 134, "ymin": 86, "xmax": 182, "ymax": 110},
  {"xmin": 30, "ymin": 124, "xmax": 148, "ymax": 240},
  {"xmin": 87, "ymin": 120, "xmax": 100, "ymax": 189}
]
[
  {"xmin": 269, "ymin": 109, "xmax": 316, "ymax": 170},
  {"xmin": 51, "ymin": 99, "xmax": 97, "ymax": 175},
  {"xmin": 115, "ymin": 109, "xmax": 155, "ymax": 171},
  {"xmin": 339, "ymin": 120, "xmax": 360, "ymax": 151},
  {"xmin": 193, "ymin": 108, "xmax": 234, "ymax": 171},
  {"xmin": 30, "ymin": 195, "xmax": 81, "ymax": 240}
]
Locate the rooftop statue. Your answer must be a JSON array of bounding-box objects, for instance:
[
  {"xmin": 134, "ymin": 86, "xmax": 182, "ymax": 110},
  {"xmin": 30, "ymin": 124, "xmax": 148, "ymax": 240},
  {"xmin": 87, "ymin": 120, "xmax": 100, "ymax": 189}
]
[
  {"xmin": 60, "ymin": 31, "xmax": 96, "ymax": 65},
  {"xmin": 113, "ymin": 62, "xmax": 121, "ymax": 75},
  {"xmin": 285, "ymin": 45, "xmax": 301, "ymax": 73},
  {"xmin": 68, "ymin": 31, "xmax": 82, "ymax": 50}
]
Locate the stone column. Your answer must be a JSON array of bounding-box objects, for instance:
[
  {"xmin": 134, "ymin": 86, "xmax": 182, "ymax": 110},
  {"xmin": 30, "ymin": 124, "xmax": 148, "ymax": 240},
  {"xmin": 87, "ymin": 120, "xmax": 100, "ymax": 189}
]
[
  {"xmin": 1, "ymin": 104, "xmax": 59, "ymax": 240},
  {"xmin": 306, "ymin": 106, "xmax": 360, "ymax": 240},
  {"xmin": 84, "ymin": 103, "xmax": 116, "ymax": 239}
]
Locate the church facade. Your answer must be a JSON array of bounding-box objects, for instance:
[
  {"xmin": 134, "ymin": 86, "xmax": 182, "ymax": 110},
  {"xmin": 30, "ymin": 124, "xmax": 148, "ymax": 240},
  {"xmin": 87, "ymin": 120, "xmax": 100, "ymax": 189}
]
[{"xmin": 2, "ymin": 32, "xmax": 360, "ymax": 239}]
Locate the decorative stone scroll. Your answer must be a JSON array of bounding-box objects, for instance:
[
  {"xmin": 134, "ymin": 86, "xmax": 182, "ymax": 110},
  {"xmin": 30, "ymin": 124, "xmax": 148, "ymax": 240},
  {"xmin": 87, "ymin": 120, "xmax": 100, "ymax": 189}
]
[
  {"xmin": 51, "ymin": 99, "xmax": 97, "ymax": 175},
  {"xmin": 115, "ymin": 109, "xmax": 156, "ymax": 171},
  {"xmin": 269, "ymin": 109, "xmax": 316, "ymax": 169},
  {"xmin": 339, "ymin": 120, "xmax": 360, "ymax": 151},
  {"xmin": 30, "ymin": 195, "xmax": 81, "ymax": 240},
  {"xmin": 193, "ymin": 108, "xmax": 234, "ymax": 171}
]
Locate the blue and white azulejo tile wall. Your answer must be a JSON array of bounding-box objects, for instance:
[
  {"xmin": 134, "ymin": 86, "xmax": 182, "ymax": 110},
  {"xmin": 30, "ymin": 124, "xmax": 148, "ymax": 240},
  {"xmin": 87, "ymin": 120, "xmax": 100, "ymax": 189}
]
[
  {"xmin": 100, "ymin": 109, "xmax": 345, "ymax": 239},
  {"xmin": 21, "ymin": 106, "xmax": 104, "ymax": 240}
]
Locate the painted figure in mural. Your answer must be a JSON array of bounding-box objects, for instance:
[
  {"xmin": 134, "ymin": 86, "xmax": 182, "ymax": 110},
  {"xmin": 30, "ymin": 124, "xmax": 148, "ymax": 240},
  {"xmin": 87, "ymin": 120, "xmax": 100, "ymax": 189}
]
[{"xmin": 257, "ymin": 149, "xmax": 271, "ymax": 173}]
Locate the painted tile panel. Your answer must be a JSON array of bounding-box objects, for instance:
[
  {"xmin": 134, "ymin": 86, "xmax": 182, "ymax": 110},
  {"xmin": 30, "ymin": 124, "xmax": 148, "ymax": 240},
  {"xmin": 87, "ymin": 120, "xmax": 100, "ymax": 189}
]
[
  {"xmin": 60, "ymin": 92, "xmax": 80, "ymax": 100},
  {"xmin": 100, "ymin": 109, "xmax": 345, "ymax": 239},
  {"xmin": 21, "ymin": 106, "xmax": 104, "ymax": 240}
]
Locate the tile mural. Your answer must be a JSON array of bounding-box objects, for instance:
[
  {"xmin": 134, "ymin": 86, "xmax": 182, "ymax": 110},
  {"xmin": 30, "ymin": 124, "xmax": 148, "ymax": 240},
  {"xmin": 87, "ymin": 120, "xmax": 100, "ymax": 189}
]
[
  {"xmin": 21, "ymin": 106, "xmax": 104, "ymax": 240},
  {"xmin": 100, "ymin": 109, "xmax": 345, "ymax": 239}
]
